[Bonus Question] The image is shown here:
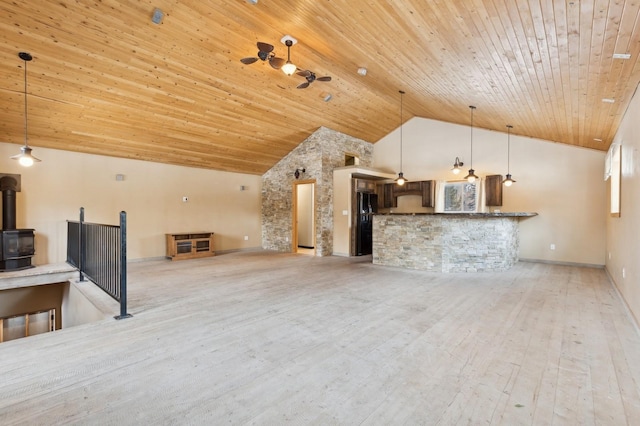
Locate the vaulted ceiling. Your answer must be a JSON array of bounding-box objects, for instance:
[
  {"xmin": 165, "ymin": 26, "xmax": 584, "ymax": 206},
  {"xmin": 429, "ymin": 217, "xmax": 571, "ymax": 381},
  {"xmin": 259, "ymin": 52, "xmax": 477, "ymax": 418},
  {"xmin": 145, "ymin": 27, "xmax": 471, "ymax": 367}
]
[{"xmin": 1, "ymin": 1, "xmax": 639, "ymax": 175}]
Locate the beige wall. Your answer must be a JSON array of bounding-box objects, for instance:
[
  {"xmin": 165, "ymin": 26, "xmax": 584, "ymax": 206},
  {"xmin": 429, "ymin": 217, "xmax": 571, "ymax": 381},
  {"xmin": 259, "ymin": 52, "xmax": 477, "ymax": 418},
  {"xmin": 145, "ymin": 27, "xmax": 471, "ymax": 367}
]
[
  {"xmin": 1, "ymin": 143, "xmax": 262, "ymax": 263},
  {"xmin": 606, "ymin": 84, "xmax": 640, "ymax": 325},
  {"xmin": 373, "ymin": 117, "xmax": 607, "ymax": 265}
]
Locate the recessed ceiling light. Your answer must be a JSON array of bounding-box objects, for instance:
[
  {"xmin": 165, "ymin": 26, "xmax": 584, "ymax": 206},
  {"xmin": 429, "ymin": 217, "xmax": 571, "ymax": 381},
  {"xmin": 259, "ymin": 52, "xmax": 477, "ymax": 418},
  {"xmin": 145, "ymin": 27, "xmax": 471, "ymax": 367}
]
[
  {"xmin": 602, "ymin": 98, "xmax": 615, "ymax": 103},
  {"xmin": 613, "ymin": 53, "xmax": 631, "ymax": 59}
]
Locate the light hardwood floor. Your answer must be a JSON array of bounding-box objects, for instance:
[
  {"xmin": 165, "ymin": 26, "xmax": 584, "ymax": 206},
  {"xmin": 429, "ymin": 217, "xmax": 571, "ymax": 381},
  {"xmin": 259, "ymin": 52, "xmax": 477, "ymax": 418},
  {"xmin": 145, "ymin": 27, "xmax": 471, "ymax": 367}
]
[{"xmin": 1, "ymin": 251, "xmax": 639, "ymax": 425}]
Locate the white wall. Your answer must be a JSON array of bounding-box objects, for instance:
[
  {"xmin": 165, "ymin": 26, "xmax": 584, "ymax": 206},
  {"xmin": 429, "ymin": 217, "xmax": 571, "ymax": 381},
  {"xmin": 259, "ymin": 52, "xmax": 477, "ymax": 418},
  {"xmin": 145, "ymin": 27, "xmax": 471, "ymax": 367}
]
[
  {"xmin": 606, "ymin": 84, "xmax": 640, "ymax": 325},
  {"xmin": 373, "ymin": 117, "xmax": 607, "ymax": 265},
  {"xmin": 1, "ymin": 143, "xmax": 262, "ymax": 264}
]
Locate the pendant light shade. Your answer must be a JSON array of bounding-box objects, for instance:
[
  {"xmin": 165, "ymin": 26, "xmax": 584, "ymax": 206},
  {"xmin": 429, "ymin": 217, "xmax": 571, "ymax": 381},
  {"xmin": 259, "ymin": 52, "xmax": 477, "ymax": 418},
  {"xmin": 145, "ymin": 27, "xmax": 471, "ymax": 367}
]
[
  {"xmin": 464, "ymin": 106, "xmax": 478, "ymax": 183},
  {"xmin": 11, "ymin": 52, "xmax": 41, "ymax": 167},
  {"xmin": 395, "ymin": 90, "xmax": 407, "ymax": 186},
  {"xmin": 503, "ymin": 125, "xmax": 516, "ymax": 186}
]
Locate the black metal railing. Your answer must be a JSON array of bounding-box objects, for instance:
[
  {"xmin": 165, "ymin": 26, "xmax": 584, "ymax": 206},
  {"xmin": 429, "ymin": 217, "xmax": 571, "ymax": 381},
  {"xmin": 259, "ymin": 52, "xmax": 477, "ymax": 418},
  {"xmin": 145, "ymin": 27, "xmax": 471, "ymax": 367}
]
[{"xmin": 67, "ymin": 207, "xmax": 131, "ymax": 320}]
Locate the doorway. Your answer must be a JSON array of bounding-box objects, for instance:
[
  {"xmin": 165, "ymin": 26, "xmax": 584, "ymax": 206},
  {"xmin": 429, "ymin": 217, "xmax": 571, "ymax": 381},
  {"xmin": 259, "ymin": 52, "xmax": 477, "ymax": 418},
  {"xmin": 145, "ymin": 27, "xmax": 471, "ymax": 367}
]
[{"xmin": 292, "ymin": 180, "xmax": 316, "ymax": 255}]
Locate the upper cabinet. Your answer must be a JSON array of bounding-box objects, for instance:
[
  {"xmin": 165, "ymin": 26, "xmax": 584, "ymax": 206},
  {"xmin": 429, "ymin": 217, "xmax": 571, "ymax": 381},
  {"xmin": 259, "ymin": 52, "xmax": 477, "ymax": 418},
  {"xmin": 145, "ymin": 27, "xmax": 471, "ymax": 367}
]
[
  {"xmin": 377, "ymin": 180, "xmax": 434, "ymax": 208},
  {"xmin": 485, "ymin": 175, "xmax": 503, "ymax": 206},
  {"xmin": 355, "ymin": 178, "xmax": 377, "ymax": 193}
]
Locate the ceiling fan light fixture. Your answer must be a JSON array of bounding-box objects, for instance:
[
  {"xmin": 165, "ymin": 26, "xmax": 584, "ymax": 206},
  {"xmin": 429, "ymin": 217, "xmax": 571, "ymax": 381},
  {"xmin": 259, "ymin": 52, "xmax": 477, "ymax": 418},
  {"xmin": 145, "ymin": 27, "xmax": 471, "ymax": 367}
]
[
  {"xmin": 280, "ymin": 35, "xmax": 297, "ymax": 76},
  {"xmin": 11, "ymin": 52, "xmax": 41, "ymax": 167},
  {"xmin": 281, "ymin": 61, "xmax": 297, "ymax": 76}
]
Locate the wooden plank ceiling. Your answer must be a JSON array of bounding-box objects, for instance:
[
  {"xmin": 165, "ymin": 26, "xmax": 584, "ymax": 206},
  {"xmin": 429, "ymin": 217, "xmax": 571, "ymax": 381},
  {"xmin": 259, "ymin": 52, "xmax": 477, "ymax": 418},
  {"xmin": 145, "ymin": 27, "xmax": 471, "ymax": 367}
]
[{"xmin": 1, "ymin": 0, "xmax": 639, "ymax": 175}]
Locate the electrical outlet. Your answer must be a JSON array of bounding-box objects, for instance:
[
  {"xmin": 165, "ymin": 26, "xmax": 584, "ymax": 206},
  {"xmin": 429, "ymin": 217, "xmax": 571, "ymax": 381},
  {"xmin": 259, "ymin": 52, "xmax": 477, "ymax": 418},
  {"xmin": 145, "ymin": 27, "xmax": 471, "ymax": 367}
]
[
  {"xmin": 550, "ymin": 243, "xmax": 556, "ymax": 250},
  {"xmin": 342, "ymin": 210, "xmax": 348, "ymax": 216},
  {"xmin": 244, "ymin": 235, "xmax": 249, "ymax": 241},
  {"xmin": 608, "ymin": 252, "xmax": 612, "ymax": 260},
  {"xmin": 622, "ymin": 267, "xmax": 626, "ymax": 279}
]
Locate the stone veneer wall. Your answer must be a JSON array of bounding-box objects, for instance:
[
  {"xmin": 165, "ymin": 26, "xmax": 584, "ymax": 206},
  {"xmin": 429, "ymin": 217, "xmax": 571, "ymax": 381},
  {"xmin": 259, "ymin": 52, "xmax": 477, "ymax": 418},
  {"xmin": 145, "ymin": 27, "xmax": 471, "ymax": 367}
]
[
  {"xmin": 372, "ymin": 215, "xmax": 519, "ymax": 272},
  {"xmin": 262, "ymin": 127, "xmax": 373, "ymax": 256}
]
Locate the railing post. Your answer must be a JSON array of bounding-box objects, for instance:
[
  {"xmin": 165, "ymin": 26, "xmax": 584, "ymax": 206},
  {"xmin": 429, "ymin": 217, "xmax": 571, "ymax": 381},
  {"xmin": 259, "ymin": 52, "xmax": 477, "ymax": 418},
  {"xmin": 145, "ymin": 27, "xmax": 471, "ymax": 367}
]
[
  {"xmin": 115, "ymin": 211, "xmax": 132, "ymax": 320},
  {"xmin": 79, "ymin": 207, "xmax": 86, "ymax": 282}
]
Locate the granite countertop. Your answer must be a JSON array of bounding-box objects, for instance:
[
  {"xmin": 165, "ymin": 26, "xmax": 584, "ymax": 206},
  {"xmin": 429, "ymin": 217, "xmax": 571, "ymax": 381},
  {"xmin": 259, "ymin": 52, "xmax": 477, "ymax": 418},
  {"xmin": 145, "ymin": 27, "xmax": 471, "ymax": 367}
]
[{"xmin": 375, "ymin": 212, "xmax": 538, "ymax": 218}]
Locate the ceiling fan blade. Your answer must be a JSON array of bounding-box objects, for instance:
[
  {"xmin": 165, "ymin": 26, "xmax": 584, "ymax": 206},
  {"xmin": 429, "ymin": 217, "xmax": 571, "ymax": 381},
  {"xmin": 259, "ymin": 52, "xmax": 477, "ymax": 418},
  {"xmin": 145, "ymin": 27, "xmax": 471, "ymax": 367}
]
[
  {"xmin": 297, "ymin": 82, "xmax": 310, "ymax": 89},
  {"xmin": 317, "ymin": 76, "xmax": 332, "ymax": 82},
  {"xmin": 296, "ymin": 70, "xmax": 312, "ymax": 77},
  {"xmin": 269, "ymin": 57, "xmax": 285, "ymax": 69},
  {"xmin": 257, "ymin": 42, "xmax": 274, "ymax": 53},
  {"xmin": 240, "ymin": 57, "xmax": 258, "ymax": 65}
]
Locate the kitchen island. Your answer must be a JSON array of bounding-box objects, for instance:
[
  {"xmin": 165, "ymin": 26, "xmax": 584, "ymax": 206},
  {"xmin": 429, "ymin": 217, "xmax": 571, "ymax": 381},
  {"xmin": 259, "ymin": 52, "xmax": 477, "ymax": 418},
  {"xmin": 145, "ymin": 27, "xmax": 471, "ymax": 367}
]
[{"xmin": 372, "ymin": 212, "xmax": 537, "ymax": 272}]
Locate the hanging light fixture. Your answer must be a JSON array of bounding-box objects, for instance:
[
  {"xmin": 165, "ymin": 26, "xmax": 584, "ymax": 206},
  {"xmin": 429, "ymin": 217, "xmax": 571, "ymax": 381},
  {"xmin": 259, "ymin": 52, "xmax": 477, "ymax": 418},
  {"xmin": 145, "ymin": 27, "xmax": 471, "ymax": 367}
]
[
  {"xmin": 11, "ymin": 52, "xmax": 41, "ymax": 167},
  {"xmin": 280, "ymin": 35, "xmax": 297, "ymax": 76},
  {"xmin": 503, "ymin": 124, "xmax": 516, "ymax": 186},
  {"xmin": 395, "ymin": 90, "xmax": 407, "ymax": 186},
  {"xmin": 451, "ymin": 157, "xmax": 464, "ymax": 174},
  {"xmin": 464, "ymin": 105, "xmax": 478, "ymax": 183}
]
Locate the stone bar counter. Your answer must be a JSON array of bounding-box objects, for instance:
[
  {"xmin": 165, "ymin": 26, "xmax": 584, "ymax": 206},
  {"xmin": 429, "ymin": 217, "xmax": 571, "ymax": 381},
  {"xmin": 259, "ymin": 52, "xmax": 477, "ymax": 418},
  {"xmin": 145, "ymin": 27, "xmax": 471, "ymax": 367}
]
[{"xmin": 372, "ymin": 212, "xmax": 537, "ymax": 272}]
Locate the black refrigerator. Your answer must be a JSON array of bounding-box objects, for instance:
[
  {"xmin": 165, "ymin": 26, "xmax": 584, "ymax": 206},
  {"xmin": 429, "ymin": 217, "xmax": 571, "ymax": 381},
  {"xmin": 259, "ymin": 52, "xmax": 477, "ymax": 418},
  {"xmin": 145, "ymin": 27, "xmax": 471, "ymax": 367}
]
[{"xmin": 356, "ymin": 191, "xmax": 378, "ymax": 255}]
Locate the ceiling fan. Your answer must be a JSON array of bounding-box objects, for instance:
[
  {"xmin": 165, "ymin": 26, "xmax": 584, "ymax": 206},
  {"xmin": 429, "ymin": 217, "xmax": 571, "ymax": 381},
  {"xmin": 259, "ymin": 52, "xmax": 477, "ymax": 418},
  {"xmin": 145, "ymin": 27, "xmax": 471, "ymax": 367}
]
[
  {"xmin": 296, "ymin": 70, "xmax": 331, "ymax": 89},
  {"xmin": 240, "ymin": 42, "xmax": 285, "ymax": 69}
]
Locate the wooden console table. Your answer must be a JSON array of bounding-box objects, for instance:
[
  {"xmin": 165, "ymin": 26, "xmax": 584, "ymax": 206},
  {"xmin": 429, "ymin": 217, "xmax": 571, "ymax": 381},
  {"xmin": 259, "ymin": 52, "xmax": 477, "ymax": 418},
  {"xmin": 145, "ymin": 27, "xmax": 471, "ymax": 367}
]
[{"xmin": 166, "ymin": 232, "xmax": 215, "ymax": 260}]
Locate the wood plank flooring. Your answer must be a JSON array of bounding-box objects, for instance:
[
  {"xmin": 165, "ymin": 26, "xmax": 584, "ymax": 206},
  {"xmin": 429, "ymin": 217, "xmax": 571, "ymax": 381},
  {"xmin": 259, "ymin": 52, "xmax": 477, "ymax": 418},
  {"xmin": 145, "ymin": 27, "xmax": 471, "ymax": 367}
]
[{"xmin": 1, "ymin": 251, "xmax": 639, "ymax": 425}]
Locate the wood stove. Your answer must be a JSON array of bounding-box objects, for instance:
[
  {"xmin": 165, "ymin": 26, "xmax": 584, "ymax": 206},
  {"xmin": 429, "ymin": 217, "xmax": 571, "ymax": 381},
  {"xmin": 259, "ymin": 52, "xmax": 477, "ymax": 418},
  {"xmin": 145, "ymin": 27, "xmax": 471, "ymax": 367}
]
[{"xmin": 0, "ymin": 174, "xmax": 35, "ymax": 271}]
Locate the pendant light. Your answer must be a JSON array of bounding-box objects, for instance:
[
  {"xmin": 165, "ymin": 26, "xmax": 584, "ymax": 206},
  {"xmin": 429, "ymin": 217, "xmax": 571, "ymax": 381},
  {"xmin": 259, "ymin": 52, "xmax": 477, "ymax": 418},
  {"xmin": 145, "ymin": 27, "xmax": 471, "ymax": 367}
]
[
  {"xmin": 464, "ymin": 105, "xmax": 478, "ymax": 183},
  {"xmin": 503, "ymin": 124, "xmax": 516, "ymax": 186},
  {"xmin": 395, "ymin": 90, "xmax": 407, "ymax": 186},
  {"xmin": 280, "ymin": 35, "xmax": 297, "ymax": 76},
  {"xmin": 11, "ymin": 52, "xmax": 41, "ymax": 167}
]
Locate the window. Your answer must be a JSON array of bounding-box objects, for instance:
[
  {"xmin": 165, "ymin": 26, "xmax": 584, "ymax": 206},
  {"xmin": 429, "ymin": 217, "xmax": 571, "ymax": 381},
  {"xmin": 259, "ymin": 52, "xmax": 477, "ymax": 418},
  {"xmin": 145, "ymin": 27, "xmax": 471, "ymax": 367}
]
[{"xmin": 443, "ymin": 181, "xmax": 478, "ymax": 212}]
